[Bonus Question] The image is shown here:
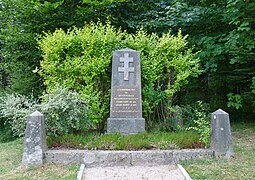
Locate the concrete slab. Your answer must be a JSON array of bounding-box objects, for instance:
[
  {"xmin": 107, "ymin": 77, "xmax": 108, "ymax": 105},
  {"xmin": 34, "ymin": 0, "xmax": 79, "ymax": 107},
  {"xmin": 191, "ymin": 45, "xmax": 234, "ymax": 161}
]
[{"xmin": 83, "ymin": 165, "xmax": 186, "ymax": 180}]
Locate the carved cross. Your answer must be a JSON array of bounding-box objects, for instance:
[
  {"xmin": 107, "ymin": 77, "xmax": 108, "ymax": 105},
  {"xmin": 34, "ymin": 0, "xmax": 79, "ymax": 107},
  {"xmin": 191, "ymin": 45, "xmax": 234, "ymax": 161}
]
[{"xmin": 118, "ymin": 53, "xmax": 135, "ymax": 81}]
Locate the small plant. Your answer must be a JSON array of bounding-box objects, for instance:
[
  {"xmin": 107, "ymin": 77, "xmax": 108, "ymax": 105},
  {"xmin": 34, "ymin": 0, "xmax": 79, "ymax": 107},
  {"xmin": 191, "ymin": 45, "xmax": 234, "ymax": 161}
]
[
  {"xmin": 171, "ymin": 101, "xmax": 211, "ymax": 146},
  {"xmin": 186, "ymin": 101, "xmax": 211, "ymax": 146}
]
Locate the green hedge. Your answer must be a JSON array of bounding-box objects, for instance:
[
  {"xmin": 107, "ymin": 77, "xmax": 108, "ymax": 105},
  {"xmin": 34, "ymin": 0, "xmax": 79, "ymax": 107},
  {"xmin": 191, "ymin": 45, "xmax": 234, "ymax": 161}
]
[{"xmin": 38, "ymin": 22, "xmax": 201, "ymax": 130}]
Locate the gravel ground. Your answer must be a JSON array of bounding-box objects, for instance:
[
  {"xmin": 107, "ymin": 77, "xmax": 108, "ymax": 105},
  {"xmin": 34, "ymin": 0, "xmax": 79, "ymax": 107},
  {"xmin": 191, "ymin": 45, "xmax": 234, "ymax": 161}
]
[{"xmin": 84, "ymin": 165, "xmax": 185, "ymax": 180}]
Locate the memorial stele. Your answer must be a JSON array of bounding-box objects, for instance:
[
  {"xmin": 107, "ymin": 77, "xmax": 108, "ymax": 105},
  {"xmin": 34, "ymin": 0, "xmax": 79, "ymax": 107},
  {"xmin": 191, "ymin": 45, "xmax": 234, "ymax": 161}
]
[{"xmin": 107, "ymin": 48, "xmax": 145, "ymax": 134}]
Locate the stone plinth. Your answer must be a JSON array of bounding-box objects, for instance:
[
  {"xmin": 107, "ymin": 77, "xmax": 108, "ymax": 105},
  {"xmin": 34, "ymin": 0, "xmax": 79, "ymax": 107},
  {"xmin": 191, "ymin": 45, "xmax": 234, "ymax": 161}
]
[
  {"xmin": 22, "ymin": 111, "xmax": 47, "ymax": 168},
  {"xmin": 107, "ymin": 48, "xmax": 145, "ymax": 134},
  {"xmin": 210, "ymin": 109, "xmax": 234, "ymax": 158},
  {"xmin": 107, "ymin": 118, "xmax": 145, "ymax": 134}
]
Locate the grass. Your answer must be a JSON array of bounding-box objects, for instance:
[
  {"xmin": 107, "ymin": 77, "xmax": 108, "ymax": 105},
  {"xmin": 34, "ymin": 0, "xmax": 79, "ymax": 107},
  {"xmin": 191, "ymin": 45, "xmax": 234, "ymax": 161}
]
[
  {"xmin": 1, "ymin": 123, "xmax": 254, "ymax": 179},
  {"xmin": 0, "ymin": 138, "xmax": 79, "ymax": 179},
  {"xmin": 47, "ymin": 131, "xmax": 203, "ymax": 150},
  {"xmin": 182, "ymin": 122, "xmax": 255, "ymax": 179}
]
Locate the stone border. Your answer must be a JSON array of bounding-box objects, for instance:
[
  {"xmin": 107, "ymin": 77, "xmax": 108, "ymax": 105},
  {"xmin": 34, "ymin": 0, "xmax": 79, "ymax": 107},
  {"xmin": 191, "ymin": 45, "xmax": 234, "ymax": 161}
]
[
  {"xmin": 23, "ymin": 109, "xmax": 233, "ymax": 168},
  {"xmin": 45, "ymin": 149, "xmax": 214, "ymax": 167},
  {"xmin": 177, "ymin": 164, "xmax": 192, "ymax": 180},
  {"xmin": 76, "ymin": 164, "xmax": 85, "ymax": 180}
]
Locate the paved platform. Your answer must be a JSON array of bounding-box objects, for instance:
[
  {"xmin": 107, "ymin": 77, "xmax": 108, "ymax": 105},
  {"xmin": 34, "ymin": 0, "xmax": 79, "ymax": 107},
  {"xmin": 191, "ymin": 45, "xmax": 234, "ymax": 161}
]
[{"xmin": 83, "ymin": 165, "xmax": 187, "ymax": 180}]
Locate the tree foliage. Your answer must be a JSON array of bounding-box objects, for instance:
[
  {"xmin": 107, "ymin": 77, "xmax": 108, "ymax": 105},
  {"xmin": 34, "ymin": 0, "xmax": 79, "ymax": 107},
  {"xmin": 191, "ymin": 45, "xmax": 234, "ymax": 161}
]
[
  {"xmin": 0, "ymin": 0, "xmax": 254, "ymax": 124},
  {"xmin": 0, "ymin": 0, "xmax": 124, "ymax": 96},
  {"xmin": 112, "ymin": 0, "xmax": 255, "ymax": 119}
]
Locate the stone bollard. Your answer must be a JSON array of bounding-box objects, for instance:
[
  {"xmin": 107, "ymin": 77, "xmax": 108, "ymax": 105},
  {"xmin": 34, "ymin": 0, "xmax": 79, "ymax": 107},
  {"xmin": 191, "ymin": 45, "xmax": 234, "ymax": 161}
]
[
  {"xmin": 210, "ymin": 109, "xmax": 234, "ymax": 158},
  {"xmin": 22, "ymin": 111, "xmax": 47, "ymax": 168}
]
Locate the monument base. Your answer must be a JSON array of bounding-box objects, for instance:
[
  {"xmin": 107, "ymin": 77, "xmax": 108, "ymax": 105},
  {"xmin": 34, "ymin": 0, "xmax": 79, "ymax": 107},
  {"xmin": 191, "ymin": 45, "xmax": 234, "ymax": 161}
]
[{"xmin": 107, "ymin": 118, "xmax": 145, "ymax": 135}]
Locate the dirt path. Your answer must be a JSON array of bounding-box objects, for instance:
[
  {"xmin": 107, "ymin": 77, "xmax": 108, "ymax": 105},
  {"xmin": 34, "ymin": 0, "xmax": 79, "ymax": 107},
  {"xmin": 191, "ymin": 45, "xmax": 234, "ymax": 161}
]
[{"xmin": 84, "ymin": 165, "xmax": 186, "ymax": 180}]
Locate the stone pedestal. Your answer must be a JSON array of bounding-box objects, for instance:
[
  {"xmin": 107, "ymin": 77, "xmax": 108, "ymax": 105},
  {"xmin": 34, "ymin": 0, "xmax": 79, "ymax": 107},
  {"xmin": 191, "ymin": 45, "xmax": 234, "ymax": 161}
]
[
  {"xmin": 22, "ymin": 111, "xmax": 47, "ymax": 168},
  {"xmin": 107, "ymin": 48, "xmax": 145, "ymax": 134},
  {"xmin": 210, "ymin": 109, "xmax": 233, "ymax": 158},
  {"xmin": 107, "ymin": 118, "xmax": 145, "ymax": 134}
]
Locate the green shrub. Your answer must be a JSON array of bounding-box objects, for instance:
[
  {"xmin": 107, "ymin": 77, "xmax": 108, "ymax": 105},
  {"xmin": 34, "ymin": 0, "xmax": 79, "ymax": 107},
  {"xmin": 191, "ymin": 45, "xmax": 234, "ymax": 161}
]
[
  {"xmin": 0, "ymin": 87, "xmax": 90, "ymax": 137},
  {"xmin": 0, "ymin": 94, "xmax": 35, "ymax": 137},
  {"xmin": 37, "ymin": 86, "xmax": 90, "ymax": 136},
  {"xmin": 174, "ymin": 101, "xmax": 211, "ymax": 146},
  {"xmin": 38, "ymin": 22, "xmax": 201, "ymax": 130}
]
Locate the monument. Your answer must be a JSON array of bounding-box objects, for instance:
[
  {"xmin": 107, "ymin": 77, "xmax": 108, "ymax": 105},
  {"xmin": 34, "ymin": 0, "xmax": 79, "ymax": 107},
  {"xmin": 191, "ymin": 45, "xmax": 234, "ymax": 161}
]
[{"xmin": 107, "ymin": 48, "xmax": 145, "ymax": 134}]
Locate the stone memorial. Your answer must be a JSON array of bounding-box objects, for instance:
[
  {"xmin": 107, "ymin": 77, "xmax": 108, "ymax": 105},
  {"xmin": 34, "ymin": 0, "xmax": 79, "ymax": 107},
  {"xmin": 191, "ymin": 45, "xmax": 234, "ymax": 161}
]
[
  {"xmin": 22, "ymin": 111, "xmax": 47, "ymax": 168},
  {"xmin": 107, "ymin": 48, "xmax": 145, "ymax": 134},
  {"xmin": 210, "ymin": 109, "xmax": 234, "ymax": 158}
]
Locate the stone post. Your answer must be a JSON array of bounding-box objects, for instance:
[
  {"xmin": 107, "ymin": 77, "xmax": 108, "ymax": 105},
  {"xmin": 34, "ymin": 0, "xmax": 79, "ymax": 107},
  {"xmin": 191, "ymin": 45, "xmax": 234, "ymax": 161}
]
[
  {"xmin": 22, "ymin": 111, "xmax": 47, "ymax": 168},
  {"xmin": 210, "ymin": 109, "xmax": 234, "ymax": 158}
]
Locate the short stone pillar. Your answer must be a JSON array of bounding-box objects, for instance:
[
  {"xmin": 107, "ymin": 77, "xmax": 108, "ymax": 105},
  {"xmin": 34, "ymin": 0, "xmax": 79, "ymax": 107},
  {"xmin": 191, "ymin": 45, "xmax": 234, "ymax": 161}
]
[
  {"xmin": 210, "ymin": 109, "xmax": 234, "ymax": 158},
  {"xmin": 22, "ymin": 111, "xmax": 47, "ymax": 168}
]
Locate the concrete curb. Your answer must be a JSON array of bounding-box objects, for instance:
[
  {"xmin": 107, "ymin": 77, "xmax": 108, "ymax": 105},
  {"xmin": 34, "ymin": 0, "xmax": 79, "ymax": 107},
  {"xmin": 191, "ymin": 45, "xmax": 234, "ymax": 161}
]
[
  {"xmin": 177, "ymin": 164, "xmax": 192, "ymax": 180},
  {"xmin": 76, "ymin": 164, "xmax": 85, "ymax": 180},
  {"xmin": 45, "ymin": 149, "xmax": 214, "ymax": 167}
]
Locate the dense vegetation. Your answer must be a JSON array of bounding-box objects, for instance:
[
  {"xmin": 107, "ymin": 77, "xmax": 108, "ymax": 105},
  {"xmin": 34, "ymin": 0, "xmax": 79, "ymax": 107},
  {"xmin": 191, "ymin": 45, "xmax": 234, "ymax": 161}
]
[
  {"xmin": 38, "ymin": 23, "xmax": 201, "ymax": 132},
  {"xmin": 0, "ymin": 0, "xmax": 254, "ymax": 140}
]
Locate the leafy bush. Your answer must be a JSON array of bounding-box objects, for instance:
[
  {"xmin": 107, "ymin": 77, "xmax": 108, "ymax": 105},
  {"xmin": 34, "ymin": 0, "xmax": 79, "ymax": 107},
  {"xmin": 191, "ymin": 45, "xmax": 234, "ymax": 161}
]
[
  {"xmin": 37, "ymin": 86, "xmax": 90, "ymax": 136},
  {"xmin": 187, "ymin": 110, "xmax": 210, "ymax": 146},
  {"xmin": 173, "ymin": 101, "xmax": 211, "ymax": 146},
  {"xmin": 0, "ymin": 94, "xmax": 35, "ymax": 137},
  {"xmin": 38, "ymin": 22, "xmax": 201, "ymax": 130},
  {"xmin": 0, "ymin": 87, "xmax": 90, "ymax": 137}
]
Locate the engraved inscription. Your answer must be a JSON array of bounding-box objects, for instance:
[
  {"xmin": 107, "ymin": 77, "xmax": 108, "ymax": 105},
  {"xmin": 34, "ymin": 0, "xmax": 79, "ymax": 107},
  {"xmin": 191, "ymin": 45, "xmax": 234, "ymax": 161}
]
[
  {"xmin": 112, "ymin": 88, "xmax": 140, "ymax": 114},
  {"xmin": 118, "ymin": 53, "xmax": 135, "ymax": 81}
]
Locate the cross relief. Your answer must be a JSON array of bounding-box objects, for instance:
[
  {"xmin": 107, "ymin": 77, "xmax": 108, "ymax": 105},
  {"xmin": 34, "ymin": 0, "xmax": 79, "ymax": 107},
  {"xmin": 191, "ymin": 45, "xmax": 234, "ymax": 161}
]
[{"xmin": 118, "ymin": 53, "xmax": 135, "ymax": 81}]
